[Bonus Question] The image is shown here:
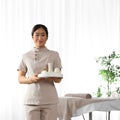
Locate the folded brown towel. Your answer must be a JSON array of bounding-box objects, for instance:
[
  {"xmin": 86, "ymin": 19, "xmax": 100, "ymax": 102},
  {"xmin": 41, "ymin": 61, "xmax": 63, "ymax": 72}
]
[{"xmin": 65, "ymin": 93, "xmax": 92, "ymax": 99}]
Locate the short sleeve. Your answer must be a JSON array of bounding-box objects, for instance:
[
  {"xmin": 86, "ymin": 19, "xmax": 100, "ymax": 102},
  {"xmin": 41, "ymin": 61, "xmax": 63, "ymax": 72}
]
[
  {"xmin": 54, "ymin": 52, "xmax": 62, "ymax": 69},
  {"xmin": 17, "ymin": 55, "xmax": 27, "ymax": 72}
]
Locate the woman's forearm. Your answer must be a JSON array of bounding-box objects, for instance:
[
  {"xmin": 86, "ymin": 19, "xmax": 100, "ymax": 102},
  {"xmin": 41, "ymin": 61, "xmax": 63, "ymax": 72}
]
[{"xmin": 18, "ymin": 76, "xmax": 32, "ymax": 84}]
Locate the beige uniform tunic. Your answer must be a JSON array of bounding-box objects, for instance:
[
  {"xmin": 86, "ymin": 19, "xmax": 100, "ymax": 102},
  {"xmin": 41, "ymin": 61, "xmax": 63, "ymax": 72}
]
[{"xmin": 18, "ymin": 47, "xmax": 62, "ymax": 105}]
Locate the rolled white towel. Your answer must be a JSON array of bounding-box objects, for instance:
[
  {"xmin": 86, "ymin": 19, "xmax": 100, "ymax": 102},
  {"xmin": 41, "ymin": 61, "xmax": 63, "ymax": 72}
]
[{"xmin": 65, "ymin": 93, "xmax": 92, "ymax": 99}]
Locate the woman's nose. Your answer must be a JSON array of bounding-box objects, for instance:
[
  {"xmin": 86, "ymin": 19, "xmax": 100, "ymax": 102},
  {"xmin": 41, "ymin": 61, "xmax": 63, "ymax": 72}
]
[{"xmin": 38, "ymin": 36, "xmax": 41, "ymax": 40}]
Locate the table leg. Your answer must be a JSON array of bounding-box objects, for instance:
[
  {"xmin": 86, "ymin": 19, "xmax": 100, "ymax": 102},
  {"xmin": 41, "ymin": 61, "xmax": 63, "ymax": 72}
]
[
  {"xmin": 82, "ymin": 114, "xmax": 85, "ymax": 120},
  {"xmin": 106, "ymin": 111, "xmax": 111, "ymax": 120},
  {"xmin": 108, "ymin": 111, "xmax": 110, "ymax": 120},
  {"xmin": 89, "ymin": 112, "xmax": 92, "ymax": 120}
]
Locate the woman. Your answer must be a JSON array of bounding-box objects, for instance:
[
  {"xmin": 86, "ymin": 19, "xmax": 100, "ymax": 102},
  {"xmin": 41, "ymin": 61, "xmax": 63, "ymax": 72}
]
[{"xmin": 17, "ymin": 24, "xmax": 62, "ymax": 120}]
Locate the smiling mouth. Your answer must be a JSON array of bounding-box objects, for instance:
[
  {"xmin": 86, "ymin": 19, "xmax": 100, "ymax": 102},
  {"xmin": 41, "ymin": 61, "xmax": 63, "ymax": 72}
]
[{"xmin": 38, "ymin": 41, "xmax": 43, "ymax": 44}]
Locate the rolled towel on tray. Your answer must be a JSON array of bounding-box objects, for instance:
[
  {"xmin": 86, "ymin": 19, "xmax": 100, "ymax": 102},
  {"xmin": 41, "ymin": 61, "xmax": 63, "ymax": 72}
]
[{"xmin": 65, "ymin": 93, "xmax": 92, "ymax": 99}]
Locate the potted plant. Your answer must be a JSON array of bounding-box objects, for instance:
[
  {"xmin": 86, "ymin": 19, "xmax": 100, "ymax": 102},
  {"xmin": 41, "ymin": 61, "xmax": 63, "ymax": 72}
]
[{"xmin": 96, "ymin": 51, "xmax": 120, "ymax": 97}]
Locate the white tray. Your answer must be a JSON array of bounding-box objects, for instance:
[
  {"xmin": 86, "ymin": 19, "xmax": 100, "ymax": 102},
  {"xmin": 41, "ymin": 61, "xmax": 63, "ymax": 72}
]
[{"xmin": 38, "ymin": 73, "xmax": 63, "ymax": 78}]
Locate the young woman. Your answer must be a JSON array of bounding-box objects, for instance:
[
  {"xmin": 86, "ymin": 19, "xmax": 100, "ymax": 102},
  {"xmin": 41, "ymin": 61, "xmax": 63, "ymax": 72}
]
[{"xmin": 17, "ymin": 24, "xmax": 62, "ymax": 120}]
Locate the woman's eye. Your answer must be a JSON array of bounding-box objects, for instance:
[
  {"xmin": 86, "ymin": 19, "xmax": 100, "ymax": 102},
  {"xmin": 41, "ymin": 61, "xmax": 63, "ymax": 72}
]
[{"xmin": 36, "ymin": 34, "xmax": 39, "ymax": 36}]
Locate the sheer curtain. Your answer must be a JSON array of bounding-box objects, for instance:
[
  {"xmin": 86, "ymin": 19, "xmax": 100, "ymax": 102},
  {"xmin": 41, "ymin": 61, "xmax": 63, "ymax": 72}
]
[{"xmin": 0, "ymin": 0, "xmax": 119, "ymax": 119}]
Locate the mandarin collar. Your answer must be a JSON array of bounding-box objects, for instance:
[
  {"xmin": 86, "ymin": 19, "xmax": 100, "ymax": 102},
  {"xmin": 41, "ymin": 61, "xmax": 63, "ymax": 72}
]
[{"xmin": 33, "ymin": 46, "xmax": 48, "ymax": 52}]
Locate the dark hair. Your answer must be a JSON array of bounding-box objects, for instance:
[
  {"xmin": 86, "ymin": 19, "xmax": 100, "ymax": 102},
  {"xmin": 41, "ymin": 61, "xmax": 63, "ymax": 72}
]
[{"xmin": 31, "ymin": 24, "xmax": 48, "ymax": 37}]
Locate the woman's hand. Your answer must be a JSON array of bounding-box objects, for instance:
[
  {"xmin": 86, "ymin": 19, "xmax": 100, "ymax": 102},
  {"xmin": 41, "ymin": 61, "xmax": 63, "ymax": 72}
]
[
  {"xmin": 36, "ymin": 76, "xmax": 62, "ymax": 83},
  {"xmin": 47, "ymin": 77, "xmax": 63, "ymax": 83},
  {"xmin": 28, "ymin": 74, "xmax": 39, "ymax": 83},
  {"xmin": 18, "ymin": 71, "xmax": 40, "ymax": 84}
]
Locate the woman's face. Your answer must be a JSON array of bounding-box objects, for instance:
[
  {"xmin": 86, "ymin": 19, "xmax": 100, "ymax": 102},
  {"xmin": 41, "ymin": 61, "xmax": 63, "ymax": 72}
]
[{"xmin": 32, "ymin": 28, "xmax": 48, "ymax": 48}]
